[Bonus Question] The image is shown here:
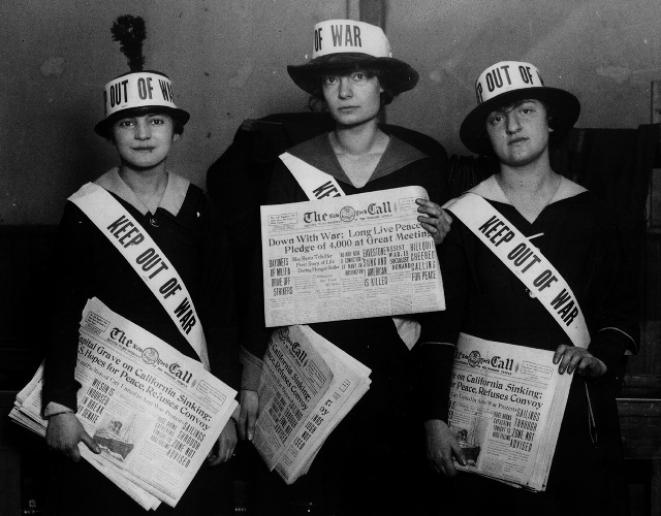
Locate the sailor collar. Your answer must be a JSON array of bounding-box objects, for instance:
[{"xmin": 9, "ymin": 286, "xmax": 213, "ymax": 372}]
[
  {"xmin": 469, "ymin": 174, "xmax": 587, "ymax": 205},
  {"xmin": 287, "ymin": 132, "xmax": 427, "ymax": 186},
  {"xmin": 95, "ymin": 167, "xmax": 189, "ymax": 216}
]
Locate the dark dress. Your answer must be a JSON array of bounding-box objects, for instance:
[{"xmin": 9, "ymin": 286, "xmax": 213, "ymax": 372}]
[
  {"xmin": 244, "ymin": 133, "xmax": 450, "ymax": 516},
  {"xmin": 421, "ymin": 175, "xmax": 638, "ymax": 516},
  {"xmin": 43, "ymin": 169, "xmax": 238, "ymax": 516}
]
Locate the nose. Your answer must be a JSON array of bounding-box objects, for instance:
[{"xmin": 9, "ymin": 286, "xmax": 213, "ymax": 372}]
[
  {"xmin": 135, "ymin": 118, "xmax": 151, "ymax": 140},
  {"xmin": 505, "ymin": 112, "xmax": 521, "ymax": 135},
  {"xmin": 338, "ymin": 76, "xmax": 353, "ymax": 99}
]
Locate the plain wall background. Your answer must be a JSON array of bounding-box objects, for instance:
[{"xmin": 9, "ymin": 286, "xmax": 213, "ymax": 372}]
[{"xmin": 2, "ymin": 0, "xmax": 661, "ymax": 224}]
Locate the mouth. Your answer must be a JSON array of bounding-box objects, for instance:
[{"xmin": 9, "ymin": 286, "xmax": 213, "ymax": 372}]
[
  {"xmin": 132, "ymin": 147, "xmax": 155, "ymax": 152},
  {"xmin": 338, "ymin": 106, "xmax": 359, "ymax": 112},
  {"xmin": 508, "ymin": 137, "xmax": 528, "ymax": 146}
]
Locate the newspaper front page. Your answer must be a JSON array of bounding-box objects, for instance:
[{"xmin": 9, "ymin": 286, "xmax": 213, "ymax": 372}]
[
  {"xmin": 253, "ymin": 325, "xmax": 371, "ymax": 484},
  {"xmin": 448, "ymin": 333, "xmax": 572, "ymax": 492},
  {"xmin": 10, "ymin": 297, "xmax": 238, "ymax": 510},
  {"xmin": 261, "ymin": 186, "xmax": 445, "ymax": 327}
]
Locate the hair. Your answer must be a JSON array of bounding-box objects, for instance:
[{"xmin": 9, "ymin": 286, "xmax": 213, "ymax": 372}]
[
  {"xmin": 309, "ymin": 65, "xmax": 398, "ymax": 109},
  {"xmin": 101, "ymin": 108, "xmax": 185, "ymax": 142},
  {"xmin": 480, "ymin": 97, "xmax": 559, "ymax": 154}
]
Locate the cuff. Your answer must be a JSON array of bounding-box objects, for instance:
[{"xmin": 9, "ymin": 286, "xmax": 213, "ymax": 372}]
[{"xmin": 43, "ymin": 401, "xmax": 75, "ymax": 419}]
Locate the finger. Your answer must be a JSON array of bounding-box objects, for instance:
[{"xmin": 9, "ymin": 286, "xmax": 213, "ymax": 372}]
[
  {"xmin": 566, "ymin": 351, "xmax": 584, "ymax": 374},
  {"xmin": 81, "ymin": 432, "xmax": 101, "ymax": 454},
  {"xmin": 553, "ymin": 344, "xmax": 568, "ymax": 365},
  {"xmin": 558, "ymin": 350, "xmax": 577, "ymax": 374},
  {"xmin": 451, "ymin": 441, "xmax": 466, "ymax": 466},
  {"xmin": 237, "ymin": 410, "xmax": 248, "ymax": 440},
  {"xmin": 67, "ymin": 443, "xmax": 82, "ymax": 463},
  {"xmin": 442, "ymin": 450, "xmax": 457, "ymax": 477},
  {"xmin": 247, "ymin": 410, "xmax": 256, "ymax": 442},
  {"xmin": 440, "ymin": 210, "xmax": 453, "ymax": 225},
  {"xmin": 418, "ymin": 219, "xmax": 438, "ymax": 231}
]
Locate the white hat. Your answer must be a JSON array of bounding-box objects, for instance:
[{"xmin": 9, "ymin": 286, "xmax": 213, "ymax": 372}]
[
  {"xmin": 94, "ymin": 16, "xmax": 189, "ymax": 137},
  {"xmin": 460, "ymin": 61, "xmax": 580, "ymax": 155},
  {"xmin": 287, "ymin": 19, "xmax": 418, "ymax": 95}
]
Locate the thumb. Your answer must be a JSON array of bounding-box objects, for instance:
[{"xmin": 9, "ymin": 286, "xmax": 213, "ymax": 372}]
[
  {"xmin": 247, "ymin": 409, "xmax": 257, "ymax": 442},
  {"xmin": 81, "ymin": 432, "xmax": 101, "ymax": 454}
]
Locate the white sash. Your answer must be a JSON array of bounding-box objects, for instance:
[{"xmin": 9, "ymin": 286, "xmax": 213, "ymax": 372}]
[
  {"xmin": 446, "ymin": 193, "xmax": 589, "ymax": 348},
  {"xmin": 69, "ymin": 182, "xmax": 211, "ymax": 368},
  {"xmin": 278, "ymin": 151, "xmax": 422, "ymax": 350}
]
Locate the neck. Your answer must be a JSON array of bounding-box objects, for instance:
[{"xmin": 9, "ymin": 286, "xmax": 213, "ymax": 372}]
[
  {"xmin": 332, "ymin": 117, "xmax": 381, "ymax": 155},
  {"xmin": 498, "ymin": 155, "xmax": 556, "ymax": 194},
  {"xmin": 118, "ymin": 162, "xmax": 168, "ymax": 197}
]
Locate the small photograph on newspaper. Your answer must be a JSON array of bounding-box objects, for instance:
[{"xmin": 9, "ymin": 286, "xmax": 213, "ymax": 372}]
[
  {"xmin": 260, "ymin": 186, "xmax": 445, "ymax": 327},
  {"xmin": 9, "ymin": 297, "xmax": 238, "ymax": 511},
  {"xmin": 448, "ymin": 333, "xmax": 573, "ymax": 492}
]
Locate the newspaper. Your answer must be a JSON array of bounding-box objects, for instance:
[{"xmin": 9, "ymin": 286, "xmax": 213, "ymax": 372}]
[
  {"xmin": 253, "ymin": 324, "xmax": 371, "ymax": 484},
  {"xmin": 448, "ymin": 333, "xmax": 572, "ymax": 492},
  {"xmin": 9, "ymin": 297, "xmax": 238, "ymax": 510},
  {"xmin": 261, "ymin": 186, "xmax": 445, "ymax": 327}
]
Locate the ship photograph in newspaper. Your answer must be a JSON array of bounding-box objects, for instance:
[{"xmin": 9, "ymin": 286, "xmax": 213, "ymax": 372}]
[{"xmin": 448, "ymin": 333, "xmax": 573, "ymax": 492}]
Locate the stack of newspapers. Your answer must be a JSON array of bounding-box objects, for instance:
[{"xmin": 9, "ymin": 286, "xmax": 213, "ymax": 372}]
[
  {"xmin": 448, "ymin": 333, "xmax": 573, "ymax": 492},
  {"xmin": 254, "ymin": 186, "xmax": 447, "ymax": 483},
  {"xmin": 9, "ymin": 297, "xmax": 238, "ymax": 510},
  {"xmin": 253, "ymin": 325, "xmax": 371, "ymax": 484}
]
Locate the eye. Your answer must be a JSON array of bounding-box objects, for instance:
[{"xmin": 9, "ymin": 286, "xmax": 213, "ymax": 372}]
[
  {"xmin": 150, "ymin": 117, "xmax": 165, "ymax": 125},
  {"xmin": 117, "ymin": 119, "xmax": 135, "ymax": 128},
  {"xmin": 487, "ymin": 113, "xmax": 504, "ymax": 126},
  {"xmin": 350, "ymin": 71, "xmax": 366, "ymax": 83},
  {"xmin": 322, "ymin": 75, "xmax": 339, "ymax": 86}
]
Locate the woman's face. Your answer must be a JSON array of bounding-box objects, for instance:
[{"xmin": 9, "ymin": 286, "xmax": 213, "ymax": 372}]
[
  {"xmin": 321, "ymin": 70, "xmax": 383, "ymax": 127},
  {"xmin": 112, "ymin": 112, "xmax": 178, "ymax": 170}
]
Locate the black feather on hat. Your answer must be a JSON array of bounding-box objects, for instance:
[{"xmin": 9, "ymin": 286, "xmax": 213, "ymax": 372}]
[
  {"xmin": 111, "ymin": 15, "xmax": 146, "ymax": 72},
  {"xmin": 94, "ymin": 15, "xmax": 190, "ymax": 137}
]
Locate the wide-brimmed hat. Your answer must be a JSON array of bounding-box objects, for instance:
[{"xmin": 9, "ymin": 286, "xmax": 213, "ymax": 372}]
[
  {"xmin": 460, "ymin": 61, "xmax": 580, "ymax": 155},
  {"xmin": 95, "ymin": 15, "xmax": 190, "ymax": 137},
  {"xmin": 287, "ymin": 19, "xmax": 418, "ymax": 96}
]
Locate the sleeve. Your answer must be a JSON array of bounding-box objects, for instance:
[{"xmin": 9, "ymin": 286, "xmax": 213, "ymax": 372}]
[
  {"xmin": 198, "ymin": 193, "xmax": 240, "ymax": 390},
  {"xmin": 586, "ymin": 211, "xmax": 640, "ymax": 380},
  {"xmin": 42, "ymin": 204, "xmax": 92, "ymax": 413},
  {"xmin": 239, "ymin": 160, "xmax": 304, "ymax": 391},
  {"xmin": 417, "ymin": 216, "xmax": 470, "ymax": 421}
]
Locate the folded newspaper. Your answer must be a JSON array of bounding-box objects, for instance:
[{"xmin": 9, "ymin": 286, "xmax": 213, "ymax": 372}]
[
  {"xmin": 448, "ymin": 333, "xmax": 572, "ymax": 492},
  {"xmin": 9, "ymin": 297, "xmax": 238, "ymax": 510},
  {"xmin": 253, "ymin": 324, "xmax": 371, "ymax": 484},
  {"xmin": 260, "ymin": 186, "xmax": 445, "ymax": 327}
]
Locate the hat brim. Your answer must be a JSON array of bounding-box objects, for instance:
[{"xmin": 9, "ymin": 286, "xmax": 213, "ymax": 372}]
[
  {"xmin": 94, "ymin": 105, "xmax": 190, "ymax": 137},
  {"xmin": 459, "ymin": 87, "xmax": 580, "ymax": 155},
  {"xmin": 287, "ymin": 53, "xmax": 419, "ymax": 95}
]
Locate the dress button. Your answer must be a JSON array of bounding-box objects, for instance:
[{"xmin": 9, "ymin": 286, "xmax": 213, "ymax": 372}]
[{"xmin": 149, "ymin": 216, "xmax": 159, "ymax": 228}]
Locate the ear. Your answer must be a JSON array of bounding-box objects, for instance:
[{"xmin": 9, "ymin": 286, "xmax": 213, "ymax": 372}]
[{"xmin": 173, "ymin": 133, "xmax": 181, "ymax": 142}]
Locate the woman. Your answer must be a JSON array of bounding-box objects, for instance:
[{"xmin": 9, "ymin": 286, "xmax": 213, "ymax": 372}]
[
  {"xmin": 239, "ymin": 19, "xmax": 452, "ymax": 516},
  {"xmin": 43, "ymin": 16, "xmax": 238, "ymax": 515},
  {"xmin": 422, "ymin": 61, "xmax": 639, "ymax": 516}
]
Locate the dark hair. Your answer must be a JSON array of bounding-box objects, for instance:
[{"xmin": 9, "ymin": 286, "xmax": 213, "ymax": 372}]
[
  {"xmin": 100, "ymin": 107, "xmax": 185, "ymax": 142},
  {"xmin": 309, "ymin": 65, "xmax": 398, "ymax": 109},
  {"xmin": 480, "ymin": 97, "xmax": 561, "ymax": 154}
]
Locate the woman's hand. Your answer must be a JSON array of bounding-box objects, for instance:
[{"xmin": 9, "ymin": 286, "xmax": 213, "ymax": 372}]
[
  {"xmin": 416, "ymin": 199, "xmax": 452, "ymax": 245},
  {"xmin": 46, "ymin": 412, "xmax": 100, "ymax": 462},
  {"xmin": 553, "ymin": 344, "xmax": 607, "ymax": 378},
  {"xmin": 207, "ymin": 420, "xmax": 238, "ymax": 466},
  {"xmin": 424, "ymin": 419, "xmax": 465, "ymax": 476},
  {"xmin": 236, "ymin": 389, "xmax": 259, "ymax": 441}
]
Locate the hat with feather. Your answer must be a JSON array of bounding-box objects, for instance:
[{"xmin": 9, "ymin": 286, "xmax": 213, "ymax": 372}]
[{"xmin": 94, "ymin": 15, "xmax": 190, "ymax": 137}]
